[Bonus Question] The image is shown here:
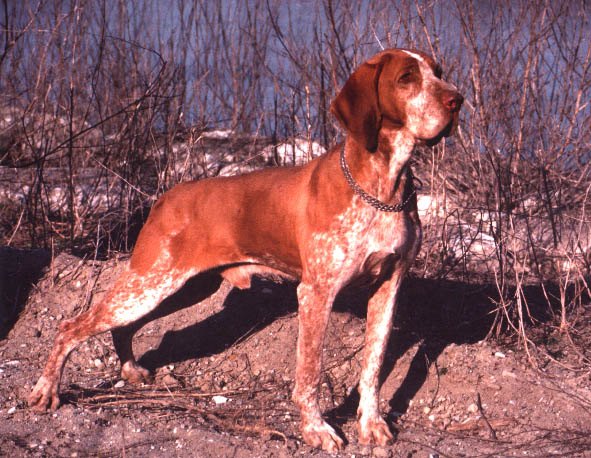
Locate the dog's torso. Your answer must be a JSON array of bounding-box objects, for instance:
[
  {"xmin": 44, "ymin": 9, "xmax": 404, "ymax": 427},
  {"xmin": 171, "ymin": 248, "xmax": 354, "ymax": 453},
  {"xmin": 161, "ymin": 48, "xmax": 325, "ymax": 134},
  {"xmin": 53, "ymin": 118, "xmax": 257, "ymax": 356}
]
[{"xmin": 131, "ymin": 144, "xmax": 421, "ymax": 292}]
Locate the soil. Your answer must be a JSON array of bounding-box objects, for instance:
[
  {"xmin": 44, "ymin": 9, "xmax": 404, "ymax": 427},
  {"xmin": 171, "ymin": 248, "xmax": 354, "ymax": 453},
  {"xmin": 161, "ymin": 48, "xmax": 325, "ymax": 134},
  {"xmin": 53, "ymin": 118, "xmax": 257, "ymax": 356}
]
[{"xmin": 1, "ymin": 247, "xmax": 590, "ymax": 457}]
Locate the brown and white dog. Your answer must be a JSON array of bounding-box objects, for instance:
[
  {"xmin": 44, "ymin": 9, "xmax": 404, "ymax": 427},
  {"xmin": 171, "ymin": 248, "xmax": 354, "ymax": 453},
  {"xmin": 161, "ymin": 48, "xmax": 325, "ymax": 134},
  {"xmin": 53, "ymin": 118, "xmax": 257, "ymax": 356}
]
[{"xmin": 29, "ymin": 48, "xmax": 462, "ymax": 451}]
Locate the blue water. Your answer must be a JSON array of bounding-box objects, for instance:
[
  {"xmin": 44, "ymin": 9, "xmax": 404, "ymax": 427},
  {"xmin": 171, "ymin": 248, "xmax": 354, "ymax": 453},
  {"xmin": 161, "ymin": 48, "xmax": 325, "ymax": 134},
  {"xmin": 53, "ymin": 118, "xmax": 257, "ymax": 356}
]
[{"xmin": 4, "ymin": 0, "xmax": 590, "ymax": 163}]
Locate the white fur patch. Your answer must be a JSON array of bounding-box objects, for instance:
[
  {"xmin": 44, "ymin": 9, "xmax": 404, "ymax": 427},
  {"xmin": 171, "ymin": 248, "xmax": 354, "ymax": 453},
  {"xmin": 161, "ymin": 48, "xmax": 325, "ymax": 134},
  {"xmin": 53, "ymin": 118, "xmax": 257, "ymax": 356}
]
[
  {"xmin": 107, "ymin": 249, "xmax": 197, "ymax": 327},
  {"xmin": 402, "ymin": 49, "xmax": 424, "ymax": 62}
]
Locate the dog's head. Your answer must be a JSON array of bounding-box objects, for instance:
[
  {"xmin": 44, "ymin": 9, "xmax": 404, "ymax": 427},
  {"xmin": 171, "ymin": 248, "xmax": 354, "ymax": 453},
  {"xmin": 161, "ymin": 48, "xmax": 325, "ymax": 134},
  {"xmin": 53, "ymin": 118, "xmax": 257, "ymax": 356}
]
[{"xmin": 330, "ymin": 48, "xmax": 463, "ymax": 152}]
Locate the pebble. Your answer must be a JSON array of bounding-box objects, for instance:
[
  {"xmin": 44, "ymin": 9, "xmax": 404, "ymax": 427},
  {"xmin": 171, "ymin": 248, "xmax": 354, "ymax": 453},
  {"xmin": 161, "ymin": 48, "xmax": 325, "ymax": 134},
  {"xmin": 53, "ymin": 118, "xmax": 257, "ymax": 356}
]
[
  {"xmin": 212, "ymin": 395, "xmax": 229, "ymax": 405},
  {"xmin": 467, "ymin": 403, "xmax": 479, "ymax": 414},
  {"xmin": 494, "ymin": 351, "xmax": 506, "ymax": 358},
  {"xmin": 162, "ymin": 374, "xmax": 180, "ymax": 387},
  {"xmin": 114, "ymin": 380, "xmax": 125, "ymax": 388}
]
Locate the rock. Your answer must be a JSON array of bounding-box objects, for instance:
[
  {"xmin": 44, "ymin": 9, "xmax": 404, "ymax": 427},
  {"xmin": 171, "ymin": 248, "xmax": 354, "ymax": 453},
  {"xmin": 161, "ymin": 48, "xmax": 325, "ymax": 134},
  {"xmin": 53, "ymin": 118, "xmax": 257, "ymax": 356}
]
[
  {"xmin": 212, "ymin": 395, "xmax": 229, "ymax": 405},
  {"xmin": 162, "ymin": 374, "xmax": 180, "ymax": 387}
]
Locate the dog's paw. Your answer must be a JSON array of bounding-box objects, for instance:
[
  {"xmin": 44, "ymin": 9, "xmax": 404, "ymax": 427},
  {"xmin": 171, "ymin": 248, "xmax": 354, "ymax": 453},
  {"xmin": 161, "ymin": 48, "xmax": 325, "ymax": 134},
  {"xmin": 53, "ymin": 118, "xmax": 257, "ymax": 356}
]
[
  {"xmin": 301, "ymin": 420, "xmax": 344, "ymax": 452},
  {"xmin": 120, "ymin": 361, "xmax": 152, "ymax": 384},
  {"xmin": 28, "ymin": 376, "xmax": 60, "ymax": 411},
  {"xmin": 358, "ymin": 415, "xmax": 394, "ymax": 446}
]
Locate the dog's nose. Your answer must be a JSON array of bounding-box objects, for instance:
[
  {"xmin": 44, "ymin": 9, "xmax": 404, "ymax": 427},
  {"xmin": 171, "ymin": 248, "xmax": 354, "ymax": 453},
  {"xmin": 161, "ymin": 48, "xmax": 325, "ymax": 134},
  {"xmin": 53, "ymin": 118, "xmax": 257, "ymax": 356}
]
[{"xmin": 444, "ymin": 92, "xmax": 464, "ymax": 112}]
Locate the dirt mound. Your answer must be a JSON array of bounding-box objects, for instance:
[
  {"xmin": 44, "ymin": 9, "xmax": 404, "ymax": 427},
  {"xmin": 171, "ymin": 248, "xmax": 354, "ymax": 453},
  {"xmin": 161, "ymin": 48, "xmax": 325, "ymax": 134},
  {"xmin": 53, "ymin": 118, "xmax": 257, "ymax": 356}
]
[{"xmin": 1, "ymin": 251, "xmax": 590, "ymax": 456}]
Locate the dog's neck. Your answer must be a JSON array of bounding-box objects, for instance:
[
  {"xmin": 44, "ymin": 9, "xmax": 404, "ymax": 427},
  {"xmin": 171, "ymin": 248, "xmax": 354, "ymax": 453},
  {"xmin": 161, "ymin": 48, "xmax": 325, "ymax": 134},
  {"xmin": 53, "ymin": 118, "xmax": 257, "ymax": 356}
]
[{"xmin": 345, "ymin": 128, "xmax": 415, "ymax": 206}]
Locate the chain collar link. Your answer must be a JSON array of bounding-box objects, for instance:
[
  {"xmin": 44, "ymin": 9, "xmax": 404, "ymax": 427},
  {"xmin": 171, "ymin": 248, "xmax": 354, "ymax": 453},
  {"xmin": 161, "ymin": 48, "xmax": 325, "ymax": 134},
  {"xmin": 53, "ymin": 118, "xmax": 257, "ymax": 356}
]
[{"xmin": 339, "ymin": 145, "xmax": 416, "ymax": 213}]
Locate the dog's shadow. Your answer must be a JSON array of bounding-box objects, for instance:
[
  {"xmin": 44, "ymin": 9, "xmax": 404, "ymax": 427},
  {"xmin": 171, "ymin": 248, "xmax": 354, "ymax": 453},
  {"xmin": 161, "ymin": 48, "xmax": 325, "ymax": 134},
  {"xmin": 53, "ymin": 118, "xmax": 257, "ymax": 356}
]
[
  {"xmin": 136, "ymin": 274, "xmax": 298, "ymax": 370},
  {"xmin": 124, "ymin": 271, "xmax": 501, "ymax": 424},
  {"xmin": 328, "ymin": 275, "xmax": 499, "ymax": 424}
]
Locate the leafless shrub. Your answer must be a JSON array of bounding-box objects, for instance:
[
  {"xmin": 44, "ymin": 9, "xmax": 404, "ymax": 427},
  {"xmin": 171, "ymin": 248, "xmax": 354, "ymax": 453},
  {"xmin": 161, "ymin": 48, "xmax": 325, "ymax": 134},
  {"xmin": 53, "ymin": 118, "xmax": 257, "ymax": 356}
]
[{"xmin": 1, "ymin": 0, "xmax": 589, "ymax": 366}]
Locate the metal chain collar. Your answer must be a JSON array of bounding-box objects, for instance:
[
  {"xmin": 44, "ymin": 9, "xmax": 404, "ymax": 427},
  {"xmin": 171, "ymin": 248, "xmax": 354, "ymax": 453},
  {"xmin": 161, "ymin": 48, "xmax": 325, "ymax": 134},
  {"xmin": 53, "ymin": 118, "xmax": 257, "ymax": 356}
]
[{"xmin": 339, "ymin": 145, "xmax": 416, "ymax": 213}]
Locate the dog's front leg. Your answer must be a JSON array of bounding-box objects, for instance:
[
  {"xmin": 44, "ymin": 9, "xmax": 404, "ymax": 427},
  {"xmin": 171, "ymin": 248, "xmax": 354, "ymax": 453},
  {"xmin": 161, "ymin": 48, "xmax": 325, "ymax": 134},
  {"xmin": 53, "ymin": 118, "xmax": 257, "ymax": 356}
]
[
  {"xmin": 293, "ymin": 281, "xmax": 344, "ymax": 452},
  {"xmin": 357, "ymin": 268, "xmax": 406, "ymax": 445}
]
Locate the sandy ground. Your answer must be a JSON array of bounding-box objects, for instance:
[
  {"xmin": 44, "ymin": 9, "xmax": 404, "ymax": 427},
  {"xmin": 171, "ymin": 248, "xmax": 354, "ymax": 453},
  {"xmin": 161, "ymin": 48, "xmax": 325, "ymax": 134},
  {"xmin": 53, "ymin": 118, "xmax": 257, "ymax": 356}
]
[{"xmin": 1, "ymin": 248, "xmax": 590, "ymax": 457}]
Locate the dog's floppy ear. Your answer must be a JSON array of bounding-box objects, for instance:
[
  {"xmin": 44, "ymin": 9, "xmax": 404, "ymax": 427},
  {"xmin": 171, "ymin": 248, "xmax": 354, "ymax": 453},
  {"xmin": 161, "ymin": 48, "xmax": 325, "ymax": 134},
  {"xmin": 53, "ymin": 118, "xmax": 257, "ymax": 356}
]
[{"xmin": 330, "ymin": 54, "xmax": 389, "ymax": 152}]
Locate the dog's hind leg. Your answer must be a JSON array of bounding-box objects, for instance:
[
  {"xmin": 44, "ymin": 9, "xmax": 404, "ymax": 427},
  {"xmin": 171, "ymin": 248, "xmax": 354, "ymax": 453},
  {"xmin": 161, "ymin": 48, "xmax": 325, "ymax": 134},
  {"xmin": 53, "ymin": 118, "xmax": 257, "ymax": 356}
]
[
  {"xmin": 28, "ymin": 254, "xmax": 198, "ymax": 411},
  {"xmin": 112, "ymin": 322, "xmax": 151, "ymax": 384},
  {"xmin": 111, "ymin": 271, "xmax": 223, "ymax": 384}
]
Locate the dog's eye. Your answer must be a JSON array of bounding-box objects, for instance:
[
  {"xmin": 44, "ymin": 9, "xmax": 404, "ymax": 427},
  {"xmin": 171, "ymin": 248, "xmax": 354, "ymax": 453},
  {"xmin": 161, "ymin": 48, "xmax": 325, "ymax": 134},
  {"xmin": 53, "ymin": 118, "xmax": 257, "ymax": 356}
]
[{"xmin": 398, "ymin": 72, "xmax": 415, "ymax": 84}]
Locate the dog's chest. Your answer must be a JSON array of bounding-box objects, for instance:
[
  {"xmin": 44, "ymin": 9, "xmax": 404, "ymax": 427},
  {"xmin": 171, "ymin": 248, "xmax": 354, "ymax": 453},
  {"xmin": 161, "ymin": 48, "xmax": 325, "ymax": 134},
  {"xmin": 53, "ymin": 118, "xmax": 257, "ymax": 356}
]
[{"xmin": 309, "ymin": 199, "xmax": 414, "ymax": 281}]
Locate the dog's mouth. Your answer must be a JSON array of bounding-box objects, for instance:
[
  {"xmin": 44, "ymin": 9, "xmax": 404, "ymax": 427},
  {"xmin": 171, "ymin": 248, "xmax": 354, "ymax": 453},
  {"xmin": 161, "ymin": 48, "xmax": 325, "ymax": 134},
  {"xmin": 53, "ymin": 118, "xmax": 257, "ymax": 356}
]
[{"xmin": 422, "ymin": 113, "xmax": 459, "ymax": 147}]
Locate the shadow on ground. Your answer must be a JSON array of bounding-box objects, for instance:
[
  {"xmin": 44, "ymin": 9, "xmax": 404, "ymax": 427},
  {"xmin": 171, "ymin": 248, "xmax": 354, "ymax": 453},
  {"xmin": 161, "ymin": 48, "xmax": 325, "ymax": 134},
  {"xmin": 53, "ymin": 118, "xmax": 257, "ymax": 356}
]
[
  {"xmin": 136, "ymin": 274, "xmax": 298, "ymax": 370},
  {"xmin": 112, "ymin": 271, "xmax": 502, "ymax": 422},
  {"xmin": 327, "ymin": 275, "xmax": 499, "ymax": 425},
  {"xmin": 0, "ymin": 247, "xmax": 51, "ymax": 340},
  {"xmin": 59, "ymin": 265, "xmax": 566, "ymax": 427}
]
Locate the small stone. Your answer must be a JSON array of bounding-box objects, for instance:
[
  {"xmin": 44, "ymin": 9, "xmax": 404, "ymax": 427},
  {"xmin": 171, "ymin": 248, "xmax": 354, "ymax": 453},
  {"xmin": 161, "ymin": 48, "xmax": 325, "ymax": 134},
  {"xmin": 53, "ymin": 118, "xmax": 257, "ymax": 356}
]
[
  {"xmin": 162, "ymin": 374, "xmax": 180, "ymax": 387},
  {"xmin": 114, "ymin": 380, "xmax": 125, "ymax": 388},
  {"xmin": 212, "ymin": 395, "xmax": 228, "ymax": 405},
  {"xmin": 467, "ymin": 403, "xmax": 479, "ymax": 414},
  {"xmin": 7, "ymin": 406, "xmax": 16, "ymax": 415},
  {"xmin": 423, "ymin": 406, "xmax": 431, "ymax": 414},
  {"xmin": 494, "ymin": 351, "xmax": 506, "ymax": 358}
]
